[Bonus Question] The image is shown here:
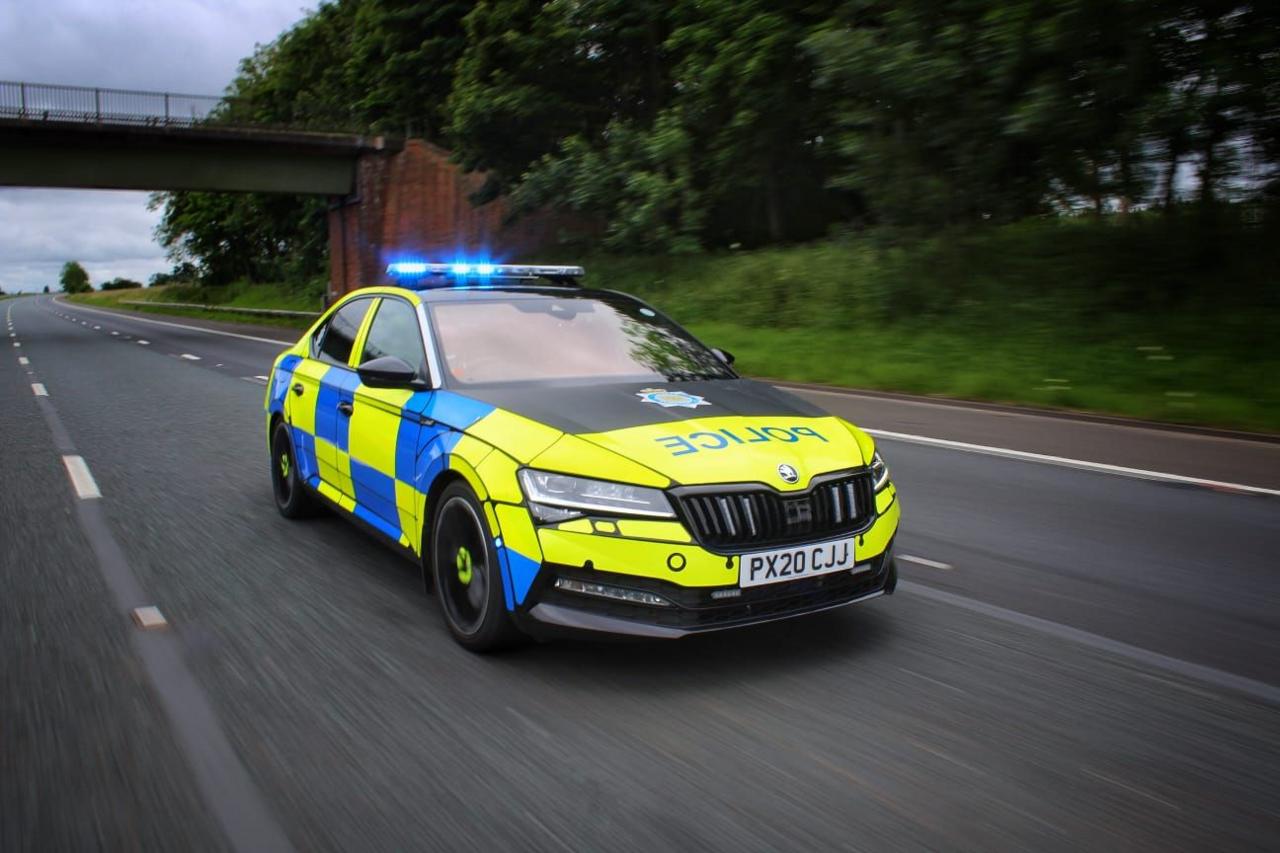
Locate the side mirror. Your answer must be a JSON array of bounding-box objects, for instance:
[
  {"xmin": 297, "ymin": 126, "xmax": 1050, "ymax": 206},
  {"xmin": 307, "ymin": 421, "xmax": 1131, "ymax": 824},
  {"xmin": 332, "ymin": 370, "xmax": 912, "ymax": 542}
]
[
  {"xmin": 357, "ymin": 356, "xmax": 424, "ymax": 389},
  {"xmin": 711, "ymin": 347, "xmax": 736, "ymax": 366}
]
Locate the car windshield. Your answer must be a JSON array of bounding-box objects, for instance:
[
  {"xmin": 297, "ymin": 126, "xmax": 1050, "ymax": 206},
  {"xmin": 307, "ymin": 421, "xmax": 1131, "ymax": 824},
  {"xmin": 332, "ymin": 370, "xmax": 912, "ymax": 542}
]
[{"xmin": 427, "ymin": 291, "xmax": 734, "ymax": 386}]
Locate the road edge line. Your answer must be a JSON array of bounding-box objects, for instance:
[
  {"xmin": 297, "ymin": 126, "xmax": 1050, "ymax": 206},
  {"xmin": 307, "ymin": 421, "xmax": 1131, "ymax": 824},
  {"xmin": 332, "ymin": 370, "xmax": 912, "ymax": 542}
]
[{"xmin": 867, "ymin": 428, "xmax": 1280, "ymax": 497}]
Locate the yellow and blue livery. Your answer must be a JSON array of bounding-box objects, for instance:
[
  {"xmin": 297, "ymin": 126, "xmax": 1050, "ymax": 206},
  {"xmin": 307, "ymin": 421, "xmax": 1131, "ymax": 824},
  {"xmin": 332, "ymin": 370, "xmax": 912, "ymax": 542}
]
[{"xmin": 266, "ymin": 264, "xmax": 899, "ymax": 650}]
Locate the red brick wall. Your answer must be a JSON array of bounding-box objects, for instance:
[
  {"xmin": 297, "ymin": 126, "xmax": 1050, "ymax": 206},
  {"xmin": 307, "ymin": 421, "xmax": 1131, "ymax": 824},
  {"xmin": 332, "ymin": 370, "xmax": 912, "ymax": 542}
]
[{"xmin": 327, "ymin": 140, "xmax": 573, "ymax": 300}]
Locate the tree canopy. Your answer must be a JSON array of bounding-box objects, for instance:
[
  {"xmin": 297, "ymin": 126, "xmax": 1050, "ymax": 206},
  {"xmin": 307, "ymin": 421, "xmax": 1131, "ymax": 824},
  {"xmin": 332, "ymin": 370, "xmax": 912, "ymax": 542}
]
[
  {"xmin": 59, "ymin": 261, "xmax": 91, "ymax": 294},
  {"xmin": 155, "ymin": 0, "xmax": 1280, "ymax": 280}
]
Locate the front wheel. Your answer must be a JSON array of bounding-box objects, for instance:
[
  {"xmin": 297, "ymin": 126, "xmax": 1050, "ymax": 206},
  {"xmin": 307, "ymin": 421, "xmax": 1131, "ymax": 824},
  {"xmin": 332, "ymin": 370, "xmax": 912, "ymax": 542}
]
[
  {"xmin": 271, "ymin": 421, "xmax": 319, "ymax": 519},
  {"xmin": 431, "ymin": 481, "xmax": 521, "ymax": 651}
]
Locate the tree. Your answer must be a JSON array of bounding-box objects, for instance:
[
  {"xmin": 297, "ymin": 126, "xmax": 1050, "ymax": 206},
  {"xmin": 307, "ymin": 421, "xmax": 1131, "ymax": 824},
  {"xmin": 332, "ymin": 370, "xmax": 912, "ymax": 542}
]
[
  {"xmin": 60, "ymin": 261, "xmax": 91, "ymax": 294},
  {"xmin": 100, "ymin": 278, "xmax": 143, "ymax": 291}
]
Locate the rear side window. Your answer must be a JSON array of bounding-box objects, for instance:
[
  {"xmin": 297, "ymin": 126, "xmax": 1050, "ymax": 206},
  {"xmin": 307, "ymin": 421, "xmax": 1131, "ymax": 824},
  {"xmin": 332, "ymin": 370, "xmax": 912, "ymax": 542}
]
[
  {"xmin": 360, "ymin": 299, "xmax": 427, "ymax": 379},
  {"xmin": 315, "ymin": 298, "xmax": 373, "ymax": 366}
]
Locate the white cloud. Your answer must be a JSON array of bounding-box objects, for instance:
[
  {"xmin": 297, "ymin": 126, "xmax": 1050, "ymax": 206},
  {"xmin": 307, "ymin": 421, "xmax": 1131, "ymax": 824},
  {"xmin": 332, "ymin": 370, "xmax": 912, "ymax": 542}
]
[{"xmin": 0, "ymin": 0, "xmax": 319, "ymax": 292}]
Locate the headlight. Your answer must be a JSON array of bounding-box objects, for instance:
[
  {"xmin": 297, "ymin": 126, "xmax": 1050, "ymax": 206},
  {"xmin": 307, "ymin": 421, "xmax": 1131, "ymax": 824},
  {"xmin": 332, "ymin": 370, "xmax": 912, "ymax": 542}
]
[
  {"xmin": 870, "ymin": 450, "xmax": 890, "ymax": 490},
  {"xmin": 518, "ymin": 469, "xmax": 675, "ymax": 521}
]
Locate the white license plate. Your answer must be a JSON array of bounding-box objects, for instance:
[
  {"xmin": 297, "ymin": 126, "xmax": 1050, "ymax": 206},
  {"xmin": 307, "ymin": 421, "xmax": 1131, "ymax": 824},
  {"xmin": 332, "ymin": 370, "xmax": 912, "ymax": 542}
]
[{"xmin": 738, "ymin": 537, "xmax": 859, "ymax": 588}]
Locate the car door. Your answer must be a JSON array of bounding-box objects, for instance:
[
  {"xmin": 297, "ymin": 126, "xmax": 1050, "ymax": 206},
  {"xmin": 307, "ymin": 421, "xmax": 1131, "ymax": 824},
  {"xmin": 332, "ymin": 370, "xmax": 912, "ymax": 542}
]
[
  {"xmin": 309, "ymin": 296, "xmax": 375, "ymax": 504},
  {"xmin": 346, "ymin": 295, "xmax": 433, "ymax": 545}
]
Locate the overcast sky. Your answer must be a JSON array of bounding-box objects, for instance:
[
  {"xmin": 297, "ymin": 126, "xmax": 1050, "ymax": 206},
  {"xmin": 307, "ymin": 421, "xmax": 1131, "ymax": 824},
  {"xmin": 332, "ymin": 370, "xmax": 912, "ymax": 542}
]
[{"xmin": 0, "ymin": 0, "xmax": 319, "ymax": 292}]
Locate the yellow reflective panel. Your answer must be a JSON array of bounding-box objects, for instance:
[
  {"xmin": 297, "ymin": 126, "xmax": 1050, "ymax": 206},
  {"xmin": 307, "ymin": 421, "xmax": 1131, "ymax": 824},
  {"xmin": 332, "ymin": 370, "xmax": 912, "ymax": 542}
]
[
  {"xmin": 537, "ymin": 529, "xmax": 734, "ymax": 587},
  {"xmin": 614, "ymin": 519, "xmax": 692, "ymax": 543},
  {"xmin": 495, "ymin": 504, "xmax": 542, "ymax": 561},
  {"xmin": 466, "ymin": 409, "xmax": 561, "ymax": 463},
  {"xmin": 348, "ymin": 386, "xmax": 411, "ymax": 479},
  {"xmin": 579, "ymin": 416, "xmax": 863, "ymax": 490},
  {"xmin": 857, "ymin": 500, "xmax": 900, "ymax": 561},
  {"xmin": 531, "ymin": 435, "xmax": 668, "ymax": 487},
  {"xmin": 477, "ymin": 450, "xmax": 523, "ymax": 505},
  {"xmin": 875, "ymin": 484, "xmax": 896, "ymax": 515},
  {"xmin": 314, "ymin": 436, "xmax": 339, "ymax": 488},
  {"xmin": 447, "ymin": 453, "xmax": 489, "ymax": 501},
  {"xmin": 288, "ymin": 359, "xmax": 327, "ymax": 435},
  {"xmin": 395, "ymin": 480, "xmax": 421, "ymax": 554}
]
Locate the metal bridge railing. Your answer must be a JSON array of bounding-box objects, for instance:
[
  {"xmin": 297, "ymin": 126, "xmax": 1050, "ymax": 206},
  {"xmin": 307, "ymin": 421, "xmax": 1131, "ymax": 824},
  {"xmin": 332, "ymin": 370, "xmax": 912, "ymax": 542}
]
[
  {"xmin": 0, "ymin": 80, "xmax": 227, "ymax": 127},
  {"xmin": 0, "ymin": 80, "xmax": 363, "ymax": 134}
]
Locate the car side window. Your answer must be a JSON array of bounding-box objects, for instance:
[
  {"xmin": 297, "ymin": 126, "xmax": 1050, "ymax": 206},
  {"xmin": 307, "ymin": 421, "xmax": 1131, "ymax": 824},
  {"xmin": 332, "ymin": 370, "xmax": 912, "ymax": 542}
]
[
  {"xmin": 315, "ymin": 298, "xmax": 373, "ymax": 367},
  {"xmin": 360, "ymin": 298, "xmax": 428, "ymax": 380}
]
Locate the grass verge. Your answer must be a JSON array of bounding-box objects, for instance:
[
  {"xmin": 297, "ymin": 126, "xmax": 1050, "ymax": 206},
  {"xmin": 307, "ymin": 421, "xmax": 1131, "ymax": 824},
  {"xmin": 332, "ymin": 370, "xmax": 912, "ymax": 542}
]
[{"xmin": 65, "ymin": 216, "xmax": 1280, "ymax": 432}]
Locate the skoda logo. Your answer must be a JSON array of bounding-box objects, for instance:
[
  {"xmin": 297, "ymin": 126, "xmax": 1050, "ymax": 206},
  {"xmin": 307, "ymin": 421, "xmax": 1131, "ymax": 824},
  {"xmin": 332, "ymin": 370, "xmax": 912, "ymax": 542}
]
[{"xmin": 777, "ymin": 463, "xmax": 799, "ymax": 484}]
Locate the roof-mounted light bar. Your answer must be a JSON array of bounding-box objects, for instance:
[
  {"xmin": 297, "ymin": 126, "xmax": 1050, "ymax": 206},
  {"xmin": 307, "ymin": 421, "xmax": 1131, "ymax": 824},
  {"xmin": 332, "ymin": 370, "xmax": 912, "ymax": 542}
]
[{"xmin": 386, "ymin": 262, "xmax": 585, "ymax": 287}]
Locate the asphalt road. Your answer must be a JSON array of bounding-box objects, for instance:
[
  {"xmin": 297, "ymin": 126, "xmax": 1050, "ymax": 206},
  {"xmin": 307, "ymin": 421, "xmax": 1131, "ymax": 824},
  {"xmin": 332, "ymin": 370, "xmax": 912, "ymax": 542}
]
[{"xmin": 4, "ymin": 294, "xmax": 1278, "ymax": 852}]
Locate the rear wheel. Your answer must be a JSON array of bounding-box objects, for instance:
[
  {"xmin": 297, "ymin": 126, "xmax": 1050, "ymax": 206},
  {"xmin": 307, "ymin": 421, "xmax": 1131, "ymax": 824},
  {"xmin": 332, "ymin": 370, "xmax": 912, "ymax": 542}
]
[
  {"xmin": 431, "ymin": 481, "xmax": 521, "ymax": 651},
  {"xmin": 271, "ymin": 420, "xmax": 319, "ymax": 518}
]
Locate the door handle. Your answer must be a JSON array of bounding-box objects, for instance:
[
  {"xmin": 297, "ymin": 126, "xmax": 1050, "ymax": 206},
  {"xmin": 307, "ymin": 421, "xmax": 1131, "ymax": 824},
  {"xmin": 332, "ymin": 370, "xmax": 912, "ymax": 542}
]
[
  {"xmin": 291, "ymin": 382, "xmax": 304, "ymax": 396},
  {"xmin": 337, "ymin": 401, "xmax": 354, "ymax": 417}
]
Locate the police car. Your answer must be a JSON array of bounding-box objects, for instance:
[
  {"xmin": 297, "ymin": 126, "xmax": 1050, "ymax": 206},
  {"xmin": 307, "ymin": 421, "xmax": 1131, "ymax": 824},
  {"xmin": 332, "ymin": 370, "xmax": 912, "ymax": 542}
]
[{"xmin": 266, "ymin": 263, "xmax": 899, "ymax": 650}]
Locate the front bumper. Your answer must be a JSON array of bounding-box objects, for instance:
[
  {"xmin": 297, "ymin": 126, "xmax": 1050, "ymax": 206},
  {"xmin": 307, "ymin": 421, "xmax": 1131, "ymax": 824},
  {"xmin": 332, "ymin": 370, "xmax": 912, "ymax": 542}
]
[{"xmin": 515, "ymin": 544, "xmax": 897, "ymax": 639}]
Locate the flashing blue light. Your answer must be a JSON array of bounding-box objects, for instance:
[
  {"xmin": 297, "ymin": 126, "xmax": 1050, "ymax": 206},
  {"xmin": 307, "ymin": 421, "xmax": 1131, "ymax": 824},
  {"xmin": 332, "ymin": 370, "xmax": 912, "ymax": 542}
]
[
  {"xmin": 384, "ymin": 261, "xmax": 586, "ymax": 287},
  {"xmin": 387, "ymin": 262, "xmax": 428, "ymax": 276}
]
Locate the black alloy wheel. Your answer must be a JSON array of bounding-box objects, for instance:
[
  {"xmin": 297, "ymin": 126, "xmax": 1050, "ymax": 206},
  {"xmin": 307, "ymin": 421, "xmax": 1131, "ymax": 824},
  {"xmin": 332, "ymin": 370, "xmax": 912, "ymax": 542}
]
[
  {"xmin": 431, "ymin": 481, "xmax": 521, "ymax": 651},
  {"xmin": 271, "ymin": 421, "xmax": 318, "ymax": 518}
]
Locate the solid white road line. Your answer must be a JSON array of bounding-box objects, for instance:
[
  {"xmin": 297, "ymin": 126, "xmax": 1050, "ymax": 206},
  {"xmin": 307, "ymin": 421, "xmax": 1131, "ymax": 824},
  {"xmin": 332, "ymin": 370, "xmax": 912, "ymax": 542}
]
[
  {"xmin": 58, "ymin": 299, "xmax": 292, "ymax": 346},
  {"xmin": 31, "ymin": 383, "xmax": 48, "ymax": 397},
  {"xmin": 899, "ymin": 554, "xmax": 952, "ymax": 570},
  {"xmin": 241, "ymin": 376, "xmax": 269, "ymax": 385},
  {"xmin": 901, "ymin": 580, "xmax": 1280, "ymax": 706},
  {"xmin": 180, "ymin": 353, "xmax": 201, "ymax": 361},
  {"xmin": 18, "ymin": 356, "xmax": 29, "ymax": 365},
  {"xmin": 866, "ymin": 428, "xmax": 1280, "ymax": 497},
  {"xmin": 62, "ymin": 455, "xmax": 102, "ymax": 499}
]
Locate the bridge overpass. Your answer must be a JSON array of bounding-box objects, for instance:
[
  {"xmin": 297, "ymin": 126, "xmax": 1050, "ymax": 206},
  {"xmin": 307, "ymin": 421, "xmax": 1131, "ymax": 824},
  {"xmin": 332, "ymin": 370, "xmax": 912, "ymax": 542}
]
[{"xmin": 0, "ymin": 81, "xmax": 561, "ymax": 300}]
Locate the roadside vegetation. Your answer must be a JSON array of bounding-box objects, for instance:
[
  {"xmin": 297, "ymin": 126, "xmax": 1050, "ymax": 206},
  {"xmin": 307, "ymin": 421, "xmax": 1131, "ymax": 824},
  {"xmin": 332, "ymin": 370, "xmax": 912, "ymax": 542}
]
[
  {"xmin": 68, "ymin": 280, "xmax": 321, "ymax": 330},
  {"xmin": 82, "ymin": 212, "xmax": 1279, "ymax": 431}
]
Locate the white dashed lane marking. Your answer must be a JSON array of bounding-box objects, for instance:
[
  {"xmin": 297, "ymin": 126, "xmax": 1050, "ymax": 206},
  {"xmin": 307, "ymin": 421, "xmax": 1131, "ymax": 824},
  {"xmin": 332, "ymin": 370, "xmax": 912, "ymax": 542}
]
[
  {"xmin": 18, "ymin": 356, "xmax": 29, "ymax": 365},
  {"xmin": 241, "ymin": 376, "xmax": 269, "ymax": 385},
  {"xmin": 31, "ymin": 383, "xmax": 48, "ymax": 397},
  {"xmin": 899, "ymin": 554, "xmax": 953, "ymax": 570},
  {"xmin": 132, "ymin": 606, "xmax": 169, "ymax": 630},
  {"xmin": 137, "ymin": 340, "xmax": 149, "ymax": 345},
  {"xmin": 180, "ymin": 353, "xmax": 201, "ymax": 361},
  {"xmin": 61, "ymin": 455, "xmax": 102, "ymax": 500},
  {"xmin": 111, "ymin": 330, "xmax": 119, "ymax": 336}
]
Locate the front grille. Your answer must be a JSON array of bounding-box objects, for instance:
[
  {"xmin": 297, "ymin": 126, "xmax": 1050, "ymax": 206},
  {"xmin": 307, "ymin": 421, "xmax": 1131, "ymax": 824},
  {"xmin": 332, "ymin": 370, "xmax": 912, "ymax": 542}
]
[{"xmin": 672, "ymin": 471, "xmax": 874, "ymax": 551}]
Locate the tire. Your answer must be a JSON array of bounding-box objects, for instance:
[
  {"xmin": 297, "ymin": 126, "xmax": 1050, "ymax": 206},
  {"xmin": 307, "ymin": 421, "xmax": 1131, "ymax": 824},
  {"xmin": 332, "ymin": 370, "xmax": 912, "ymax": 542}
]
[
  {"xmin": 430, "ymin": 480, "xmax": 522, "ymax": 652},
  {"xmin": 270, "ymin": 420, "xmax": 319, "ymax": 519}
]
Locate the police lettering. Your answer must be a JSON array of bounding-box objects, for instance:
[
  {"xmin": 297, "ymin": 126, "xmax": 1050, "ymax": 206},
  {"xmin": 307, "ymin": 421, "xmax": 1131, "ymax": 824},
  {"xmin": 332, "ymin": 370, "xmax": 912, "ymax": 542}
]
[{"xmin": 654, "ymin": 425, "xmax": 828, "ymax": 455}]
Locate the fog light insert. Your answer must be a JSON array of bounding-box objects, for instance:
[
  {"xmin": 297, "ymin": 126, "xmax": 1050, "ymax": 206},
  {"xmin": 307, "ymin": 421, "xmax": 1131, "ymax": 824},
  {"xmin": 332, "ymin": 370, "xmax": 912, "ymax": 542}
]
[{"xmin": 554, "ymin": 577, "xmax": 672, "ymax": 608}]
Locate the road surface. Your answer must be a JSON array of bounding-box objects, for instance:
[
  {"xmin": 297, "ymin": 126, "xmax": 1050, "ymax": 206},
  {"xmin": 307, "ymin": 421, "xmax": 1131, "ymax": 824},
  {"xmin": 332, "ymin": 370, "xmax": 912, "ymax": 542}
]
[{"xmin": 3, "ymin": 294, "xmax": 1278, "ymax": 852}]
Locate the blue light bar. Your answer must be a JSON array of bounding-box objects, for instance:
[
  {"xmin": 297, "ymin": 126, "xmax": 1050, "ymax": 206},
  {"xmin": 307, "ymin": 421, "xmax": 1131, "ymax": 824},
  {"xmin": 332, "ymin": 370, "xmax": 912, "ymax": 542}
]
[{"xmin": 386, "ymin": 262, "xmax": 585, "ymax": 283}]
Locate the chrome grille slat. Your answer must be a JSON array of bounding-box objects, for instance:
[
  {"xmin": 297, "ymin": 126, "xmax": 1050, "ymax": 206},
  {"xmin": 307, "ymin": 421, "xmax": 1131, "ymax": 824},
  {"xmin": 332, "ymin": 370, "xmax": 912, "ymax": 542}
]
[{"xmin": 674, "ymin": 473, "xmax": 874, "ymax": 551}]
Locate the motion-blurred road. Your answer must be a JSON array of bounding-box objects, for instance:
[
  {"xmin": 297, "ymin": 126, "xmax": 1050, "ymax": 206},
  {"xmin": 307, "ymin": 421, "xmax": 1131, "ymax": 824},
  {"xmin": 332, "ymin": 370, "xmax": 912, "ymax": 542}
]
[{"xmin": 4, "ymin": 294, "xmax": 1278, "ymax": 852}]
